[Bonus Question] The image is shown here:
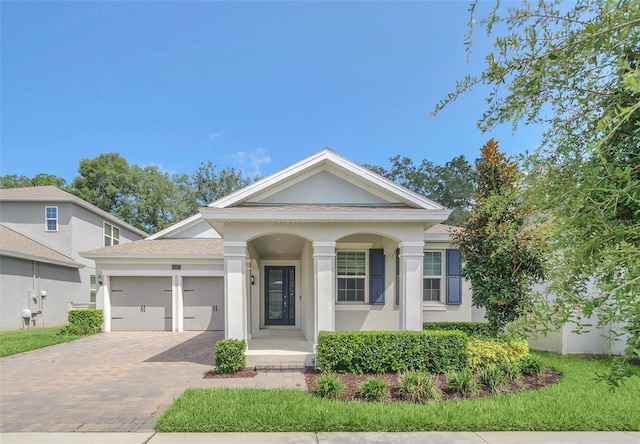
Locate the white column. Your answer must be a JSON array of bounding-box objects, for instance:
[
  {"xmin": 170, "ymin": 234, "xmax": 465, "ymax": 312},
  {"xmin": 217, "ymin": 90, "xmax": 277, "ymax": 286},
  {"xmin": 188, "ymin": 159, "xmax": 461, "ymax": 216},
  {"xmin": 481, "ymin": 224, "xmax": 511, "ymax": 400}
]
[
  {"xmin": 224, "ymin": 241, "xmax": 248, "ymax": 340},
  {"xmin": 399, "ymin": 242, "xmax": 424, "ymax": 331},
  {"xmin": 102, "ymin": 276, "xmax": 111, "ymax": 332},
  {"xmin": 173, "ymin": 275, "xmax": 184, "ymax": 332},
  {"xmin": 313, "ymin": 241, "xmax": 336, "ymax": 341}
]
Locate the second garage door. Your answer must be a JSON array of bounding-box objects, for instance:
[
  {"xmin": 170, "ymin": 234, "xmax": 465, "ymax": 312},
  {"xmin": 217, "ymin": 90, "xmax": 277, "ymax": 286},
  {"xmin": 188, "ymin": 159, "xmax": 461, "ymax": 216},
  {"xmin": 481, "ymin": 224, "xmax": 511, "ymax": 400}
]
[
  {"xmin": 110, "ymin": 277, "xmax": 172, "ymax": 331},
  {"xmin": 183, "ymin": 277, "xmax": 224, "ymax": 331}
]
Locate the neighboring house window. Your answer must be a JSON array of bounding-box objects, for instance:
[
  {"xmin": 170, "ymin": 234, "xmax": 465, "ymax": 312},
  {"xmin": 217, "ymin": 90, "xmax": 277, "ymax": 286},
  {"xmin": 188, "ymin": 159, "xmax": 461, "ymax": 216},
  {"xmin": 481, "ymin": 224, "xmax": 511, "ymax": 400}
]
[
  {"xmin": 90, "ymin": 275, "xmax": 97, "ymax": 303},
  {"xmin": 45, "ymin": 206, "xmax": 58, "ymax": 231},
  {"xmin": 337, "ymin": 251, "xmax": 367, "ymax": 302},
  {"xmin": 423, "ymin": 251, "xmax": 443, "ymax": 302},
  {"xmin": 104, "ymin": 222, "xmax": 120, "ymax": 246}
]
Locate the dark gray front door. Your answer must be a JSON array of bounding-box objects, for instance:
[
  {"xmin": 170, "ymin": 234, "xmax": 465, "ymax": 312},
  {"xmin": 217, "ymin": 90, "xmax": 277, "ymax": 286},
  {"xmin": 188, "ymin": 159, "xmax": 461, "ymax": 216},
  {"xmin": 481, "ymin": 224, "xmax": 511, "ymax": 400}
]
[{"xmin": 265, "ymin": 266, "xmax": 295, "ymax": 326}]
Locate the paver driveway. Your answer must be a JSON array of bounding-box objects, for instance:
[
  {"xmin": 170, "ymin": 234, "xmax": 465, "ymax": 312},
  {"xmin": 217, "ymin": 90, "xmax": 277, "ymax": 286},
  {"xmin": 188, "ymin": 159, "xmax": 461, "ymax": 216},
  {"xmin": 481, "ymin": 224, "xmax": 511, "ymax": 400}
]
[{"xmin": 0, "ymin": 331, "xmax": 233, "ymax": 433}]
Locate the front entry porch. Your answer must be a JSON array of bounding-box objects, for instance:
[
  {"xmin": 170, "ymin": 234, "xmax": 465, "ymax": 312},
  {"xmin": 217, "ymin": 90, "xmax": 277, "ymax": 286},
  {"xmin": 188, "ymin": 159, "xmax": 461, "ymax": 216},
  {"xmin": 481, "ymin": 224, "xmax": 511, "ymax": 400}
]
[{"xmin": 246, "ymin": 329, "xmax": 315, "ymax": 367}]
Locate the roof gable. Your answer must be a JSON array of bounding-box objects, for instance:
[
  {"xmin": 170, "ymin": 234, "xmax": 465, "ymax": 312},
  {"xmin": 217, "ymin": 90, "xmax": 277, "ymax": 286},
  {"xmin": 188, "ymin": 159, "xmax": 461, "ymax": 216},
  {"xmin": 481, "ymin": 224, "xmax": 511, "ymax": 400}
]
[{"xmin": 209, "ymin": 148, "xmax": 444, "ymax": 210}]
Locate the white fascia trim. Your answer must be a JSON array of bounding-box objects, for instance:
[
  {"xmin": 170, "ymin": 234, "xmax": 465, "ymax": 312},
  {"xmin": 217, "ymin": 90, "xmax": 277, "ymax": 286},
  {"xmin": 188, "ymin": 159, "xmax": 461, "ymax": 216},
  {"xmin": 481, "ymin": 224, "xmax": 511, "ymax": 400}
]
[
  {"xmin": 0, "ymin": 250, "xmax": 84, "ymax": 269},
  {"xmin": 200, "ymin": 207, "xmax": 450, "ymax": 223},
  {"xmin": 146, "ymin": 213, "xmax": 202, "ymax": 240},
  {"xmin": 100, "ymin": 269, "xmax": 225, "ymax": 277},
  {"xmin": 82, "ymin": 253, "xmax": 224, "ymax": 260}
]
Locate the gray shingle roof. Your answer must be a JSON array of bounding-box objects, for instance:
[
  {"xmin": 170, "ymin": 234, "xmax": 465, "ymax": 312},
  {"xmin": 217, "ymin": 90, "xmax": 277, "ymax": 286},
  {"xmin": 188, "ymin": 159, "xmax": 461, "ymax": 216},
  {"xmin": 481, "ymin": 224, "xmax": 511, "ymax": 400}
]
[
  {"xmin": 0, "ymin": 224, "xmax": 83, "ymax": 268},
  {"xmin": 81, "ymin": 238, "xmax": 224, "ymax": 258}
]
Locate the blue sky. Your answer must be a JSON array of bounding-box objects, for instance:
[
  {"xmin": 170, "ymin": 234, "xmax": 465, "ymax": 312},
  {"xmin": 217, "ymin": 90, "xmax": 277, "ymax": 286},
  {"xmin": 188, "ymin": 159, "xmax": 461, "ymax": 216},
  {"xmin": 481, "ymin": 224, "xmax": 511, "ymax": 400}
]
[{"xmin": 1, "ymin": 1, "xmax": 543, "ymax": 184}]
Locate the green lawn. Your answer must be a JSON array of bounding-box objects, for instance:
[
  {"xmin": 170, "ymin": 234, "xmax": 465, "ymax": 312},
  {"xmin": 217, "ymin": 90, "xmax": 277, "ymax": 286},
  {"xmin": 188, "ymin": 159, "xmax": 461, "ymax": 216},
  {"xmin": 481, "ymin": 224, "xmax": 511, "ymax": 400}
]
[
  {"xmin": 156, "ymin": 352, "xmax": 640, "ymax": 432},
  {"xmin": 0, "ymin": 327, "xmax": 81, "ymax": 357}
]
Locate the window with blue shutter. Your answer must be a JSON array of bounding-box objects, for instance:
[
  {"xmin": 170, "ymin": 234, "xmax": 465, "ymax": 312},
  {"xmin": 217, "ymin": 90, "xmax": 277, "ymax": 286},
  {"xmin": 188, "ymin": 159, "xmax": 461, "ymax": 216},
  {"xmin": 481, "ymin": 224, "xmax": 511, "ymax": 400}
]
[
  {"xmin": 446, "ymin": 249, "xmax": 462, "ymax": 305},
  {"xmin": 369, "ymin": 249, "xmax": 385, "ymax": 305}
]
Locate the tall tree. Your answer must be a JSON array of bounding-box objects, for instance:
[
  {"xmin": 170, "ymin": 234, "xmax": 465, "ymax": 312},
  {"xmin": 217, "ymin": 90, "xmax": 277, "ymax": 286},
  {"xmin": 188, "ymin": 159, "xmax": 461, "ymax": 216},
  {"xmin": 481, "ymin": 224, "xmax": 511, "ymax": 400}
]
[
  {"xmin": 365, "ymin": 154, "xmax": 474, "ymax": 226},
  {"xmin": 451, "ymin": 140, "xmax": 545, "ymax": 336},
  {"xmin": 433, "ymin": 0, "xmax": 640, "ymax": 376},
  {"xmin": 1, "ymin": 173, "xmax": 67, "ymax": 189},
  {"xmin": 191, "ymin": 162, "xmax": 253, "ymax": 206}
]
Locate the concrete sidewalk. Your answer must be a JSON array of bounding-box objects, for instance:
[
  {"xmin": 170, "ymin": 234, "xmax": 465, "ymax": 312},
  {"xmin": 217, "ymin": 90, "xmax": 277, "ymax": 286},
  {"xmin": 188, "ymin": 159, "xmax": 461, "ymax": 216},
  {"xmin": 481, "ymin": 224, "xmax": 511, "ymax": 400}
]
[{"xmin": 0, "ymin": 431, "xmax": 638, "ymax": 444}]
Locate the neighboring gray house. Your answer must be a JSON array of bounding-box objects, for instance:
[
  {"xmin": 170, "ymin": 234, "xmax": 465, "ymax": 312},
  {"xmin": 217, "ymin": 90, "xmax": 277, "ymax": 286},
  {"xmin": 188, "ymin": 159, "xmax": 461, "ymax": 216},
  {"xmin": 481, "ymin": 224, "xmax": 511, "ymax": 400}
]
[{"xmin": 0, "ymin": 186, "xmax": 147, "ymax": 330}]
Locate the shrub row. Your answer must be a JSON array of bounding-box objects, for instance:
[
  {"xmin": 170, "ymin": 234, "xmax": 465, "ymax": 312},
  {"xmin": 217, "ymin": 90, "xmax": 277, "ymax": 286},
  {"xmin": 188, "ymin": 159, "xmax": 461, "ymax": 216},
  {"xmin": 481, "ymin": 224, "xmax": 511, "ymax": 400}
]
[
  {"xmin": 59, "ymin": 309, "xmax": 103, "ymax": 336},
  {"xmin": 316, "ymin": 330, "xmax": 468, "ymax": 374},
  {"xmin": 423, "ymin": 321, "xmax": 491, "ymax": 338}
]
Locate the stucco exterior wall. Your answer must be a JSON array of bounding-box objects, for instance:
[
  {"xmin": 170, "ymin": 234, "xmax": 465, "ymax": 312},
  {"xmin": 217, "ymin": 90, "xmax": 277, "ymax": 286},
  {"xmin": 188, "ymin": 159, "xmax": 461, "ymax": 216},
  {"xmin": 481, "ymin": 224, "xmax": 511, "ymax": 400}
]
[{"xmin": 0, "ymin": 256, "xmax": 81, "ymax": 330}]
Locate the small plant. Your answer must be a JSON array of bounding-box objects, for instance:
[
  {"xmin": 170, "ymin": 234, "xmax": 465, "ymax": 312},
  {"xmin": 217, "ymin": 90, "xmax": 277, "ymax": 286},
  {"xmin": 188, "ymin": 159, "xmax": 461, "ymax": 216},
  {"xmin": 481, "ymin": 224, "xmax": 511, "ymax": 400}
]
[
  {"xmin": 58, "ymin": 309, "xmax": 103, "ymax": 336},
  {"xmin": 445, "ymin": 369, "xmax": 479, "ymax": 396},
  {"xmin": 213, "ymin": 339, "xmax": 246, "ymax": 373},
  {"xmin": 399, "ymin": 370, "xmax": 442, "ymax": 403},
  {"xmin": 314, "ymin": 374, "xmax": 345, "ymax": 399},
  {"xmin": 477, "ymin": 365, "xmax": 507, "ymax": 393},
  {"xmin": 500, "ymin": 361, "xmax": 522, "ymax": 382},
  {"xmin": 519, "ymin": 354, "xmax": 544, "ymax": 375},
  {"xmin": 358, "ymin": 376, "xmax": 389, "ymax": 401}
]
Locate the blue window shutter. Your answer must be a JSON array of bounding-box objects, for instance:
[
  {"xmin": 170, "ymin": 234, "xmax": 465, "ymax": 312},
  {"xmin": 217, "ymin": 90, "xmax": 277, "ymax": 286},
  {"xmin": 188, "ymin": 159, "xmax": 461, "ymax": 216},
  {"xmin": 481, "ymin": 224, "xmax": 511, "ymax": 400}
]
[
  {"xmin": 446, "ymin": 249, "xmax": 462, "ymax": 305},
  {"xmin": 395, "ymin": 248, "xmax": 400, "ymax": 305},
  {"xmin": 370, "ymin": 249, "xmax": 385, "ymax": 305}
]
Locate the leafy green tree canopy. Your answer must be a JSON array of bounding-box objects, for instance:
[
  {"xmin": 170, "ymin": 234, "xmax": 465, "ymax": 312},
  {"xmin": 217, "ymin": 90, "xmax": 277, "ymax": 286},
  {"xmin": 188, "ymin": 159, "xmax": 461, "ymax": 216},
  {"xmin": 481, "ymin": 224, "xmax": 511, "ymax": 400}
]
[
  {"xmin": 434, "ymin": 0, "xmax": 639, "ymax": 374},
  {"xmin": 451, "ymin": 139, "xmax": 545, "ymax": 336}
]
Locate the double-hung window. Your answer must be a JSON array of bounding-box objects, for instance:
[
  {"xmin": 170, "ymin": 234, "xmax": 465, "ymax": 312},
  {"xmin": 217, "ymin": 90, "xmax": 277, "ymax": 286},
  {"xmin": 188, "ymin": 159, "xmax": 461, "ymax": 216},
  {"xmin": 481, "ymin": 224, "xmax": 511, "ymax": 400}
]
[
  {"xmin": 104, "ymin": 222, "xmax": 120, "ymax": 246},
  {"xmin": 45, "ymin": 206, "xmax": 58, "ymax": 231},
  {"xmin": 337, "ymin": 251, "xmax": 366, "ymax": 303},
  {"xmin": 423, "ymin": 251, "xmax": 443, "ymax": 302}
]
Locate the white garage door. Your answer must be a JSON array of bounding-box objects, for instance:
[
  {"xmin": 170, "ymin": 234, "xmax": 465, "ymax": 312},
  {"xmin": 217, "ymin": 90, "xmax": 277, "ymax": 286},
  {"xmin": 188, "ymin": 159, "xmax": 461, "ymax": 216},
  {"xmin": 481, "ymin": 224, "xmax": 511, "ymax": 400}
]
[
  {"xmin": 183, "ymin": 277, "xmax": 224, "ymax": 331},
  {"xmin": 110, "ymin": 277, "xmax": 172, "ymax": 331}
]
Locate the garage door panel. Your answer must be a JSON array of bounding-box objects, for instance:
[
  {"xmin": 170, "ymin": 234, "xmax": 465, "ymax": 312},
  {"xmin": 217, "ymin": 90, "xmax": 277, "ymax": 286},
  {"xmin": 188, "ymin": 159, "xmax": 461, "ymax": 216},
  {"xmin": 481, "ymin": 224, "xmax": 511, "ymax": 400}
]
[
  {"xmin": 183, "ymin": 277, "xmax": 224, "ymax": 331},
  {"xmin": 110, "ymin": 277, "xmax": 172, "ymax": 331}
]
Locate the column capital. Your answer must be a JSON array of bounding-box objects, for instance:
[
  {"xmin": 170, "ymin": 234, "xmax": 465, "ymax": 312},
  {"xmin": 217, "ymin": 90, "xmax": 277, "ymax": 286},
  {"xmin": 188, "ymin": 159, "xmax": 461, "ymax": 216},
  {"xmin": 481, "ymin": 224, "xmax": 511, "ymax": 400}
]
[
  {"xmin": 399, "ymin": 241, "xmax": 424, "ymax": 257},
  {"xmin": 224, "ymin": 241, "xmax": 248, "ymax": 257},
  {"xmin": 313, "ymin": 241, "xmax": 336, "ymax": 257}
]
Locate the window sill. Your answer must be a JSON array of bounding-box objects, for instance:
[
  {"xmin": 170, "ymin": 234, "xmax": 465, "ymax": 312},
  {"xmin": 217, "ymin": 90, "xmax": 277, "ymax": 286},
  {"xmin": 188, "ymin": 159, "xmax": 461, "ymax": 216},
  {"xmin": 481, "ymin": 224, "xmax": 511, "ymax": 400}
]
[
  {"xmin": 422, "ymin": 303, "xmax": 447, "ymax": 311},
  {"xmin": 335, "ymin": 304, "xmax": 370, "ymax": 311}
]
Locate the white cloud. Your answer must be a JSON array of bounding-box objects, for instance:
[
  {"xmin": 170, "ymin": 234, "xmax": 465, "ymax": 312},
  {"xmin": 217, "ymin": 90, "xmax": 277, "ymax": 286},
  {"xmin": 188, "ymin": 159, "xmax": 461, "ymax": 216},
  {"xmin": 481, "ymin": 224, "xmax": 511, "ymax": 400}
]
[
  {"xmin": 232, "ymin": 147, "xmax": 271, "ymax": 177},
  {"xmin": 209, "ymin": 132, "xmax": 223, "ymax": 141}
]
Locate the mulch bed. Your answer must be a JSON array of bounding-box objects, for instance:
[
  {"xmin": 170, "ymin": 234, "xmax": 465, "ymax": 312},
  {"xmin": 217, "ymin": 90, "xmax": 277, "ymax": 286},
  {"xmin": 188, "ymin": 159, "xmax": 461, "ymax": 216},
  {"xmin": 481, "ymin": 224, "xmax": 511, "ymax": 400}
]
[
  {"xmin": 204, "ymin": 368, "xmax": 258, "ymax": 378},
  {"xmin": 304, "ymin": 368, "xmax": 562, "ymax": 402}
]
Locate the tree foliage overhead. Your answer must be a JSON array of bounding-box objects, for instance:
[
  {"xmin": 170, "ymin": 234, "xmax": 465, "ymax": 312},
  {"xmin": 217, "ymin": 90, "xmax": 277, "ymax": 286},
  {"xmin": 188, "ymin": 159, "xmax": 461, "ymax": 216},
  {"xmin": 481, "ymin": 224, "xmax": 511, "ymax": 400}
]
[
  {"xmin": 365, "ymin": 154, "xmax": 474, "ymax": 226},
  {"xmin": 2, "ymin": 153, "xmax": 256, "ymax": 234},
  {"xmin": 434, "ymin": 0, "xmax": 639, "ymax": 367},
  {"xmin": 451, "ymin": 139, "xmax": 545, "ymax": 336}
]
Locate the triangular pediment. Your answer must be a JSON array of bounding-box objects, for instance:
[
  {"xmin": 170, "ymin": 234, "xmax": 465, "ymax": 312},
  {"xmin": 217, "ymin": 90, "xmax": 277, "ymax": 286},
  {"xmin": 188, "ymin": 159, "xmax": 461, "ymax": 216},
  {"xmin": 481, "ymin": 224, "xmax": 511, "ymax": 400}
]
[{"xmin": 209, "ymin": 148, "xmax": 445, "ymax": 210}]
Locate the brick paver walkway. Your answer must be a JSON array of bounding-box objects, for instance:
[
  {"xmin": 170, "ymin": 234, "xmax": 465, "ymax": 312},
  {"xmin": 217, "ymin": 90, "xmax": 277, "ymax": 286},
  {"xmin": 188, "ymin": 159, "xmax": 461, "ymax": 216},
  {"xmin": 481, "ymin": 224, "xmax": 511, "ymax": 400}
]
[{"xmin": 0, "ymin": 331, "xmax": 306, "ymax": 433}]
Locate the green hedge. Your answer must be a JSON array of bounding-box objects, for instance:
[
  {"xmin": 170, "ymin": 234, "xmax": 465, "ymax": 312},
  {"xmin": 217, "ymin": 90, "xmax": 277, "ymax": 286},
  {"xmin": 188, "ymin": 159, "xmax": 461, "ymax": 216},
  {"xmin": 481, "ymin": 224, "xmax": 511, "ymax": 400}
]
[
  {"xmin": 214, "ymin": 339, "xmax": 246, "ymax": 373},
  {"xmin": 316, "ymin": 330, "xmax": 468, "ymax": 374},
  {"xmin": 60, "ymin": 309, "xmax": 103, "ymax": 336},
  {"xmin": 423, "ymin": 322, "xmax": 491, "ymax": 338}
]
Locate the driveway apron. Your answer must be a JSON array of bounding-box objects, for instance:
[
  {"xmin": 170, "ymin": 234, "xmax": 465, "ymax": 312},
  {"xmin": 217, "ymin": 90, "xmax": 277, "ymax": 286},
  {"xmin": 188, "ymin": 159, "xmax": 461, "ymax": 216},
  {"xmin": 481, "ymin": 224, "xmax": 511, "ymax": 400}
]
[{"xmin": 0, "ymin": 331, "xmax": 235, "ymax": 432}]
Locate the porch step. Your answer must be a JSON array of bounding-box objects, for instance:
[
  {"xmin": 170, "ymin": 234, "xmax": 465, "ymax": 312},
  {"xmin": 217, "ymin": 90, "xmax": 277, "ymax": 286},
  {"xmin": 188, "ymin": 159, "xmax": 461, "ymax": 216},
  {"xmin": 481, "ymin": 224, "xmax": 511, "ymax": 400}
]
[{"xmin": 255, "ymin": 361, "xmax": 306, "ymax": 372}]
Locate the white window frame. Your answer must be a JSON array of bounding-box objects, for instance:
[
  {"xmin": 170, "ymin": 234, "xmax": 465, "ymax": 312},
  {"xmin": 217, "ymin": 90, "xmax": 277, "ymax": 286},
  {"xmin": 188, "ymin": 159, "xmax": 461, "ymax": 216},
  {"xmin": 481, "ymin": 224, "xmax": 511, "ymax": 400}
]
[
  {"xmin": 423, "ymin": 250, "xmax": 444, "ymax": 304},
  {"xmin": 104, "ymin": 222, "xmax": 120, "ymax": 247},
  {"xmin": 336, "ymin": 249, "xmax": 369, "ymax": 304},
  {"xmin": 45, "ymin": 206, "xmax": 58, "ymax": 232}
]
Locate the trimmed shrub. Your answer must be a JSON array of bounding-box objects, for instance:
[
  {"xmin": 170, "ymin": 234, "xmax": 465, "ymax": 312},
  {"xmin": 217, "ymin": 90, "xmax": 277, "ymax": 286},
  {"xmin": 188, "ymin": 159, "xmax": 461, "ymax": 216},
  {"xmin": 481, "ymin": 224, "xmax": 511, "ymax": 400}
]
[
  {"xmin": 59, "ymin": 309, "xmax": 103, "ymax": 336},
  {"xmin": 519, "ymin": 354, "xmax": 544, "ymax": 375},
  {"xmin": 467, "ymin": 337, "xmax": 529, "ymax": 370},
  {"xmin": 214, "ymin": 339, "xmax": 246, "ymax": 373},
  {"xmin": 399, "ymin": 370, "xmax": 442, "ymax": 403},
  {"xmin": 423, "ymin": 321, "xmax": 491, "ymax": 338},
  {"xmin": 477, "ymin": 365, "xmax": 507, "ymax": 393},
  {"xmin": 445, "ymin": 369, "xmax": 479, "ymax": 396},
  {"xmin": 358, "ymin": 377, "xmax": 389, "ymax": 401},
  {"xmin": 316, "ymin": 330, "xmax": 468, "ymax": 374},
  {"xmin": 315, "ymin": 374, "xmax": 345, "ymax": 399}
]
